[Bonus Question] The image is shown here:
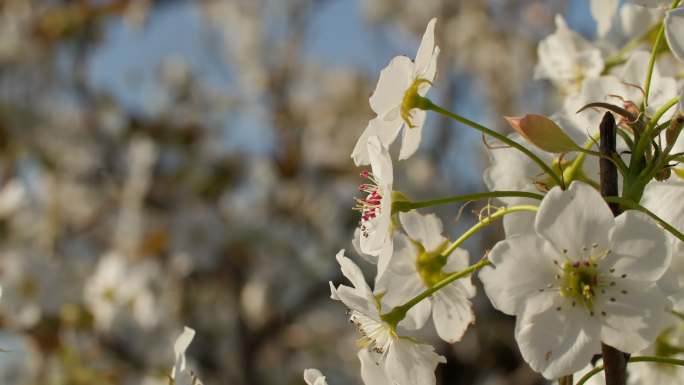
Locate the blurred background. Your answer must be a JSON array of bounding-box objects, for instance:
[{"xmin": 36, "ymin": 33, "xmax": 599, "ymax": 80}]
[{"xmin": 0, "ymin": 1, "xmax": 599, "ymax": 384}]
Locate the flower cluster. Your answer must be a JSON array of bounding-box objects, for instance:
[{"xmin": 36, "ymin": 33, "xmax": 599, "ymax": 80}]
[{"xmin": 305, "ymin": 2, "xmax": 684, "ymax": 384}]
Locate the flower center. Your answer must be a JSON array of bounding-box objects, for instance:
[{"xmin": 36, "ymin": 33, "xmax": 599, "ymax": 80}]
[
  {"xmin": 400, "ymin": 78, "xmax": 431, "ymax": 128},
  {"xmin": 349, "ymin": 310, "xmax": 395, "ymax": 353},
  {"xmin": 355, "ymin": 170, "xmax": 383, "ymax": 237},
  {"xmin": 559, "ymin": 259, "xmax": 601, "ymax": 311},
  {"xmin": 415, "ymin": 242, "xmax": 449, "ymax": 287}
]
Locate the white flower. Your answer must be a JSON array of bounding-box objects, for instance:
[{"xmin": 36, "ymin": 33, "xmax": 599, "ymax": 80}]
[
  {"xmin": 171, "ymin": 326, "xmax": 202, "ymax": 385},
  {"xmin": 84, "ymin": 251, "xmax": 160, "ymax": 330},
  {"xmin": 351, "ymin": 18, "xmax": 440, "ymax": 165},
  {"xmin": 666, "ymin": 8, "xmax": 684, "ymax": 61},
  {"xmin": 303, "ymin": 369, "xmax": 328, "ymax": 385},
  {"xmin": 480, "ymin": 182, "xmax": 670, "ymax": 379},
  {"xmin": 378, "ymin": 211, "xmax": 476, "ymax": 342},
  {"xmin": 534, "ymin": 15, "xmax": 604, "ymax": 92},
  {"xmin": 355, "ymin": 136, "xmax": 394, "ymax": 278},
  {"xmin": 329, "ymin": 250, "xmax": 445, "ymax": 385}
]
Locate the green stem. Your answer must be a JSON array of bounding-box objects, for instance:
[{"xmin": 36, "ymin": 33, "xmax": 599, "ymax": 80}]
[
  {"xmin": 576, "ymin": 356, "xmax": 684, "ymax": 385},
  {"xmin": 630, "ymin": 95, "xmax": 681, "ymax": 173},
  {"xmin": 604, "ymin": 196, "xmax": 684, "ymax": 243},
  {"xmin": 441, "ymin": 204, "xmax": 539, "ymax": 258},
  {"xmin": 382, "ymin": 258, "xmax": 491, "ymax": 326},
  {"xmin": 421, "ymin": 98, "xmax": 564, "ymax": 188},
  {"xmin": 381, "ymin": 204, "xmax": 539, "ymax": 326},
  {"xmin": 393, "ymin": 191, "xmax": 544, "ymax": 213}
]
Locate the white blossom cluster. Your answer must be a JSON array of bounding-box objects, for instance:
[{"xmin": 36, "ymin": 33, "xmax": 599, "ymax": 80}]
[{"xmin": 305, "ymin": 1, "xmax": 684, "ymax": 384}]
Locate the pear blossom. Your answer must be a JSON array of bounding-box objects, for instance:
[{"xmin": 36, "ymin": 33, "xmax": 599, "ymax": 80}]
[
  {"xmin": 355, "ymin": 136, "xmax": 394, "ymax": 278},
  {"xmin": 329, "ymin": 250, "xmax": 445, "ymax": 385},
  {"xmin": 480, "ymin": 182, "xmax": 670, "ymax": 379},
  {"xmin": 534, "ymin": 15, "xmax": 604, "ymax": 92},
  {"xmin": 378, "ymin": 211, "xmax": 476, "ymax": 343},
  {"xmin": 666, "ymin": 8, "xmax": 684, "ymax": 62},
  {"xmin": 351, "ymin": 18, "xmax": 440, "ymax": 165},
  {"xmin": 303, "ymin": 369, "xmax": 328, "ymax": 385},
  {"xmin": 171, "ymin": 326, "xmax": 203, "ymax": 385}
]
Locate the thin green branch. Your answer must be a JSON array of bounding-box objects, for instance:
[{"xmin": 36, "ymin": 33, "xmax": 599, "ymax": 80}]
[
  {"xmin": 420, "ymin": 98, "xmax": 564, "ymax": 188},
  {"xmin": 604, "ymin": 196, "xmax": 684, "ymax": 243},
  {"xmin": 393, "ymin": 191, "xmax": 544, "ymax": 213},
  {"xmin": 441, "ymin": 204, "xmax": 539, "ymax": 258}
]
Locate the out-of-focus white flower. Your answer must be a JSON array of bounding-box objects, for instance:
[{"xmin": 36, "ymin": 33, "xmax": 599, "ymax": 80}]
[
  {"xmin": 171, "ymin": 326, "xmax": 202, "ymax": 385},
  {"xmin": 0, "ymin": 179, "xmax": 26, "ymax": 218},
  {"xmin": 355, "ymin": 136, "xmax": 394, "ymax": 279},
  {"xmin": 303, "ymin": 369, "xmax": 328, "ymax": 385},
  {"xmin": 534, "ymin": 15, "xmax": 604, "ymax": 92},
  {"xmin": 378, "ymin": 211, "xmax": 475, "ymax": 343},
  {"xmin": 590, "ymin": 0, "xmax": 619, "ymax": 38},
  {"xmin": 0, "ymin": 251, "xmax": 62, "ymax": 328},
  {"xmin": 84, "ymin": 251, "xmax": 160, "ymax": 331},
  {"xmin": 480, "ymin": 182, "xmax": 670, "ymax": 379},
  {"xmin": 352, "ymin": 18, "xmax": 440, "ymax": 164},
  {"xmin": 665, "ymin": 7, "xmax": 684, "ymax": 62},
  {"xmin": 629, "ymin": 0, "xmax": 671, "ymax": 8},
  {"xmin": 628, "ymin": 318, "xmax": 684, "ymax": 385},
  {"xmin": 330, "ymin": 250, "xmax": 445, "ymax": 385}
]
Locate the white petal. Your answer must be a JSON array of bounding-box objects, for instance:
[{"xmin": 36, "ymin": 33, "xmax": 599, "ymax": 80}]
[
  {"xmin": 597, "ymin": 280, "xmax": 668, "ymax": 353},
  {"xmin": 414, "ymin": 18, "xmax": 437, "ymax": 76},
  {"xmin": 303, "ymin": 369, "xmax": 328, "ymax": 385},
  {"xmin": 442, "ymin": 247, "xmax": 469, "ymax": 274},
  {"xmin": 590, "ymin": 0, "xmax": 618, "ymax": 38},
  {"xmin": 369, "ymin": 56, "xmax": 413, "ymax": 116},
  {"xmin": 515, "ymin": 304, "xmax": 601, "ymax": 379},
  {"xmin": 336, "ymin": 250, "xmax": 371, "ymax": 296},
  {"xmin": 502, "ymin": 208, "xmax": 537, "ymax": 237},
  {"xmin": 367, "ymin": 136, "xmax": 393, "ymax": 187},
  {"xmin": 604, "ymin": 210, "xmax": 670, "ymax": 281},
  {"xmin": 351, "ymin": 118, "xmax": 402, "ymax": 166},
  {"xmin": 479, "ymin": 235, "xmax": 558, "ymax": 316},
  {"xmin": 666, "ymin": 8, "xmax": 684, "ymax": 62},
  {"xmin": 358, "ymin": 349, "xmax": 392, "ymax": 385},
  {"xmin": 353, "ymin": 228, "xmax": 378, "ymax": 265},
  {"xmin": 642, "ymin": 179, "xmax": 684, "ymax": 236},
  {"xmin": 432, "ymin": 284, "xmax": 475, "ymax": 343},
  {"xmin": 398, "ymin": 109, "xmax": 426, "ymax": 160},
  {"xmin": 418, "ymin": 46, "xmax": 440, "ymax": 89},
  {"xmin": 535, "ymin": 182, "xmax": 614, "ymax": 259},
  {"xmin": 385, "ymin": 339, "xmax": 445, "ymax": 385},
  {"xmin": 443, "ymin": 248, "xmax": 476, "ymax": 298},
  {"xmin": 398, "ymin": 211, "xmax": 446, "ymax": 252},
  {"xmin": 332, "ymin": 250, "xmax": 375, "ymax": 314},
  {"xmin": 173, "ymin": 326, "xmax": 196, "ymax": 378}
]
